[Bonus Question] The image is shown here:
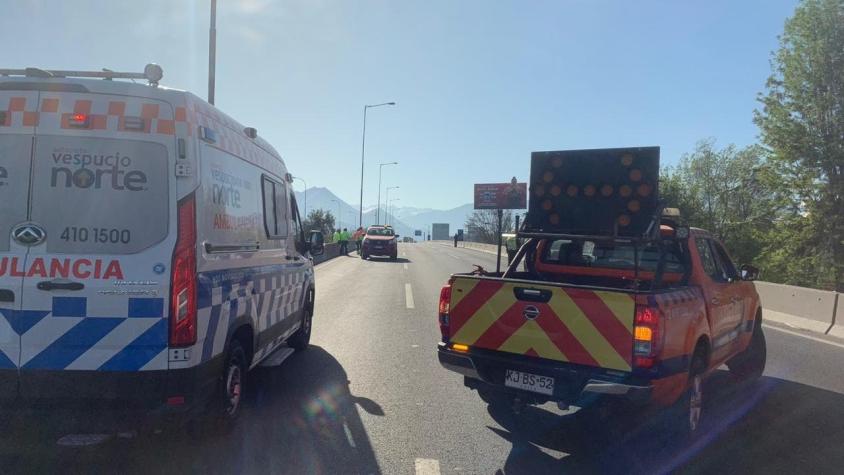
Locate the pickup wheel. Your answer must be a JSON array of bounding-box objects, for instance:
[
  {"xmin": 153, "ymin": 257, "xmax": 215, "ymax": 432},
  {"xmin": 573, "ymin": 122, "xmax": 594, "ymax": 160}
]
[
  {"xmin": 727, "ymin": 323, "xmax": 766, "ymax": 381},
  {"xmin": 679, "ymin": 353, "xmax": 706, "ymax": 437}
]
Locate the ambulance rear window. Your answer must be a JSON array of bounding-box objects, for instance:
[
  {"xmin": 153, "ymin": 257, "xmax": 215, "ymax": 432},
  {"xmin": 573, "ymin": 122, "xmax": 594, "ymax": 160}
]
[{"xmin": 29, "ymin": 136, "xmax": 169, "ymax": 254}]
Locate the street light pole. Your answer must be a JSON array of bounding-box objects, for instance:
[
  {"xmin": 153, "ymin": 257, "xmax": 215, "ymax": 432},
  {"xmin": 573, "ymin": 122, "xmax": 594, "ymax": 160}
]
[
  {"xmin": 358, "ymin": 102, "xmax": 396, "ymax": 228},
  {"xmin": 376, "ymin": 161, "xmax": 398, "ymax": 224},
  {"xmin": 385, "ymin": 186, "xmax": 399, "ymax": 225},
  {"xmin": 208, "ymin": 0, "xmax": 217, "ymax": 104}
]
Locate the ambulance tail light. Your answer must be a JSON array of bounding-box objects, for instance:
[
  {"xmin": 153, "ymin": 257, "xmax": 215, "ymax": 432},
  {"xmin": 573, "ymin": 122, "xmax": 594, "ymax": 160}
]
[
  {"xmin": 633, "ymin": 298, "xmax": 664, "ymax": 367},
  {"xmin": 438, "ymin": 283, "xmax": 452, "ymax": 341},
  {"xmin": 170, "ymin": 194, "xmax": 197, "ymax": 348}
]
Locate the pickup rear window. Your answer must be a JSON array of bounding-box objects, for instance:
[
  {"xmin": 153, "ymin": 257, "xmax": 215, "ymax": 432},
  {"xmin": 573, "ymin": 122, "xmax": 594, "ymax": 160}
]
[{"xmin": 541, "ymin": 239, "xmax": 686, "ymax": 274}]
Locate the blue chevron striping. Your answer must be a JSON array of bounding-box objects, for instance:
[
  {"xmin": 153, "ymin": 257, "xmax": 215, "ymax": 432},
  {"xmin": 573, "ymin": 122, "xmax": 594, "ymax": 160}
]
[
  {"xmin": 0, "ymin": 349, "xmax": 14, "ymax": 369},
  {"xmin": 201, "ymin": 304, "xmax": 222, "ymax": 362},
  {"xmin": 23, "ymin": 318, "xmax": 124, "ymax": 370},
  {"xmin": 99, "ymin": 319, "xmax": 167, "ymax": 371},
  {"xmin": 0, "ymin": 309, "xmax": 51, "ymax": 335}
]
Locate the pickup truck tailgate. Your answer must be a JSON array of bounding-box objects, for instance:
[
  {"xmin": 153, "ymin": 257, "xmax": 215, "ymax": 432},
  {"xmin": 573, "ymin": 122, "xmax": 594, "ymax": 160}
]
[{"xmin": 448, "ymin": 277, "xmax": 635, "ymax": 371}]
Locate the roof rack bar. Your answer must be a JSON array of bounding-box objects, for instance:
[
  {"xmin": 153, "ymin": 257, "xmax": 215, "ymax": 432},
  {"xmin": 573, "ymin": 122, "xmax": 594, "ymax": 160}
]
[{"xmin": 0, "ymin": 64, "xmax": 164, "ymax": 86}]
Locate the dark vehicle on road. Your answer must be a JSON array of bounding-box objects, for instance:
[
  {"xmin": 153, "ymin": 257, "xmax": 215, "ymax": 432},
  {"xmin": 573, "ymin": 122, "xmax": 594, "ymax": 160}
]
[{"xmin": 361, "ymin": 225, "xmax": 399, "ymax": 260}]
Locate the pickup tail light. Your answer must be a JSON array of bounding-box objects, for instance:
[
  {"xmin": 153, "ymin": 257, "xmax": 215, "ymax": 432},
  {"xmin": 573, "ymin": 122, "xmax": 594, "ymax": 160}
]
[
  {"xmin": 170, "ymin": 194, "xmax": 197, "ymax": 348},
  {"xmin": 633, "ymin": 297, "xmax": 664, "ymax": 367},
  {"xmin": 438, "ymin": 283, "xmax": 452, "ymax": 341}
]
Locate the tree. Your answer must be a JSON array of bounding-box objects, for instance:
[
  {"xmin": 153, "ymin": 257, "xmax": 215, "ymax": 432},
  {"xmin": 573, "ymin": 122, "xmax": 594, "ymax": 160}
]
[
  {"xmin": 303, "ymin": 209, "xmax": 336, "ymax": 241},
  {"xmin": 754, "ymin": 0, "xmax": 844, "ymax": 291},
  {"xmin": 660, "ymin": 140, "xmax": 778, "ymax": 269},
  {"xmin": 465, "ymin": 210, "xmax": 514, "ymax": 244}
]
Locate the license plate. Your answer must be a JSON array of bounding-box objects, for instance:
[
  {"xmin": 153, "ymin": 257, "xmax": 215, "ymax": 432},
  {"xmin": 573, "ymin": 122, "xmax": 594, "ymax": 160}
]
[{"xmin": 504, "ymin": 369, "xmax": 554, "ymax": 395}]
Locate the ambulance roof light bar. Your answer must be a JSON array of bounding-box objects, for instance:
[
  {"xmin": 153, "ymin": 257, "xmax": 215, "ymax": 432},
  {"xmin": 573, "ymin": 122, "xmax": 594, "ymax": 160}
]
[{"xmin": 0, "ymin": 63, "xmax": 164, "ymax": 87}]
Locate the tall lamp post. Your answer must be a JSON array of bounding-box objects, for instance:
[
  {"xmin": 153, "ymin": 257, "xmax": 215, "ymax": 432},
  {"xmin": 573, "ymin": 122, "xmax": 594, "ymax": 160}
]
[
  {"xmin": 376, "ymin": 161, "xmax": 398, "ymax": 224},
  {"xmin": 358, "ymin": 102, "xmax": 396, "ymax": 228},
  {"xmin": 292, "ymin": 176, "xmax": 307, "ymax": 217},
  {"xmin": 385, "ymin": 186, "xmax": 399, "ymax": 225}
]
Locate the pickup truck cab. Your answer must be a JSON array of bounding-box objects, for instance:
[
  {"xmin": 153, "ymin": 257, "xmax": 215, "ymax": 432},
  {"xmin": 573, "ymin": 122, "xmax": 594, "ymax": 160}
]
[{"xmin": 437, "ymin": 147, "xmax": 766, "ymax": 435}]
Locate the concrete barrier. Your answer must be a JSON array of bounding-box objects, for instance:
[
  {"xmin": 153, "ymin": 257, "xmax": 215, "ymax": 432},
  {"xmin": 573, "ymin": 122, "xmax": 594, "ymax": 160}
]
[
  {"xmin": 754, "ymin": 282, "xmax": 839, "ymax": 336},
  {"xmin": 312, "ymin": 242, "xmax": 354, "ymax": 265},
  {"xmin": 434, "ymin": 240, "xmax": 502, "ymax": 255}
]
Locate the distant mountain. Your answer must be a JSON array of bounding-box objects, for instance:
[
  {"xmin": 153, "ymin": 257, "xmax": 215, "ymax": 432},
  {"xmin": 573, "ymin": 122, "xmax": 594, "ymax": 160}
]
[
  {"xmin": 294, "ymin": 187, "xmax": 416, "ymax": 237},
  {"xmin": 295, "ymin": 187, "xmax": 523, "ymax": 239}
]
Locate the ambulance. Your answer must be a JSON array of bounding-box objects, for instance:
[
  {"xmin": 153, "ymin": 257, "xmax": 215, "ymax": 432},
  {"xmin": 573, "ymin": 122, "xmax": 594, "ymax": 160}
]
[{"xmin": 0, "ymin": 64, "xmax": 325, "ymax": 431}]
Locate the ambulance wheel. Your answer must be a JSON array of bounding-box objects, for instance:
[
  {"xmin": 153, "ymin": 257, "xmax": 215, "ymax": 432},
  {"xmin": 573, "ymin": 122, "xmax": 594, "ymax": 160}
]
[
  {"xmin": 192, "ymin": 340, "xmax": 246, "ymax": 436},
  {"xmin": 289, "ymin": 307, "xmax": 312, "ymax": 351},
  {"xmin": 727, "ymin": 320, "xmax": 766, "ymax": 381}
]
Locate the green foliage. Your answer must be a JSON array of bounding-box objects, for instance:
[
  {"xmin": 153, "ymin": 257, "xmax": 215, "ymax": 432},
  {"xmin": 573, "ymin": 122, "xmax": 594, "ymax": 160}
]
[
  {"xmin": 754, "ymin": 0, "xmax": 844, "ymax": 291},
  {"xmin": 303, "ymin": 209, "xmax": 336, "ymax": 241},
  {"xmin": 661, "ymin": 140, "xmax": 777, "ymax": 269}
]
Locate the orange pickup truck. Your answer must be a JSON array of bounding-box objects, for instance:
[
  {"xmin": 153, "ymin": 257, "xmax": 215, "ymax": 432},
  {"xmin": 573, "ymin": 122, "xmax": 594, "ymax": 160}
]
[{"xmin": 437, "ymin": 147, "xmax": 766, "ymax": 435}]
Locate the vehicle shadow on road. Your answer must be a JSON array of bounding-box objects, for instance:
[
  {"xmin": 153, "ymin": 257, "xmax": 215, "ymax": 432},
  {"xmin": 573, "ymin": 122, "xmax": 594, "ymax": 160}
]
[
  {"xmin": 0, "ymin": 346, "xmax": 383, "ymax": 475},
  {"xmin": 486, "ymin": 370, "xmax": 844, "ymax": 475},
  {"xmin": 364, "ymin": 257, "xmax": 411, "ymax": 264}
]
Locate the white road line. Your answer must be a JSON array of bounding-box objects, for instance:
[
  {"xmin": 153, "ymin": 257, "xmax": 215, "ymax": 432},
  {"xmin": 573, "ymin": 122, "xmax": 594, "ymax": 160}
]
[
  {"xmin": 763, "ymin": 324, "xmax": 844, "ymax": 349},
  {"xmin": 414, "ymin": 458, "xmax": 441, "ymax": 475},
  {"xmin": 405, "ymin": 283, "xmax": 415, "ymax": 309},
  {"xmin": 342, "ymin": 419, "xmax": 356, "ymax": 448},
  {"xmin": 403, "ymin": 263, "xmax": 408, "ymax": 270}
]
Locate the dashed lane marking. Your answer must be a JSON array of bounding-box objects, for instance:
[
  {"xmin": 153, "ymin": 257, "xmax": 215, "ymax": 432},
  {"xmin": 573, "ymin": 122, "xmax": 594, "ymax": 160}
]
[
  {"xmin": 403, "ymin": 263, "xmax": 408, "ymax": 270},
  {"xmin": 414, "ymin": 458, "xmax": 441, "ymax": 475},
  {"xmin": 405, "ymin": 283, "xmax": 415, "ymax": 309}
]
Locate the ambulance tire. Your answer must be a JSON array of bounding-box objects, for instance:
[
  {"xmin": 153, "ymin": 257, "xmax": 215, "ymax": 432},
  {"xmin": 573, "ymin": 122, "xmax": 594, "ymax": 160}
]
[
  {"xmin": 727, "ymin": 321, "xmax": 766, "ymax": 381},
  {"xmin": 191, "ymin": 341, "xmax": 247, "ymax": 437},
  {"xmin": 289, "ymin": 306, "xmax": 313, "ymax": 351}
]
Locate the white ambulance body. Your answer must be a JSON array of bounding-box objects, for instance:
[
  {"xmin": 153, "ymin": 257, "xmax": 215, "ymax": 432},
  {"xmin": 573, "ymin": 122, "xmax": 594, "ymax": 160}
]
[{"xmin": 0, "ymin": 65, "xmax": 323, "ymax": 428}]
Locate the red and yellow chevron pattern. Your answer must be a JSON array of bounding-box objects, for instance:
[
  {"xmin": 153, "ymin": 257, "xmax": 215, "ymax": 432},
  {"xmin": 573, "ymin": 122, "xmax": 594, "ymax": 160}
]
[{"xmin": 449, "ymin": 278, "xmax": 635, "ymax": 371}]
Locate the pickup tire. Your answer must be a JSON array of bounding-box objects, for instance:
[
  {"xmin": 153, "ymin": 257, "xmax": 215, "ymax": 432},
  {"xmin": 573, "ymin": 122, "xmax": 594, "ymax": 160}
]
[
  {"xmin": 676, "ymin": 351, "xmax": 706, "ymax": 437},
  {"xmin": 727, "ymin": 322, "xmax": 766, "ymax": 381}
]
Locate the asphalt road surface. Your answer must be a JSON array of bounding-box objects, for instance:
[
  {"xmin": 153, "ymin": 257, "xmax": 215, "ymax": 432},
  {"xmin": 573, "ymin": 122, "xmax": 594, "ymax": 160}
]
[{"xmin": 2, "ymin": 242, "xmax": 843, "ymax": 474}]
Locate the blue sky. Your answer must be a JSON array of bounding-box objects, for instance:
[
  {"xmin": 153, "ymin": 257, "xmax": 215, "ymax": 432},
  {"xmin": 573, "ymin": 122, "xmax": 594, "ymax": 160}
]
[{"xmin": 3, "ymin": 0, "xmax": 799, "ymax": 210}]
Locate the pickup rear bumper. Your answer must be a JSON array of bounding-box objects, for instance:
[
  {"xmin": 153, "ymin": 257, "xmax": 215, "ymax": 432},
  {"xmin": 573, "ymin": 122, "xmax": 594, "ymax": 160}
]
[{"xmin": 438, "ymin": 343, "xmax": 652, "ymax": 405}]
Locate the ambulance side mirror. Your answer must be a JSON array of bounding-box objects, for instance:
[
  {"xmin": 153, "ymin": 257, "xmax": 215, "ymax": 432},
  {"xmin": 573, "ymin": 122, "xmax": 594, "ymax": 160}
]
[{"xmin": 309, "ymin": 231, "xmax": 325, "ymax": 256}]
